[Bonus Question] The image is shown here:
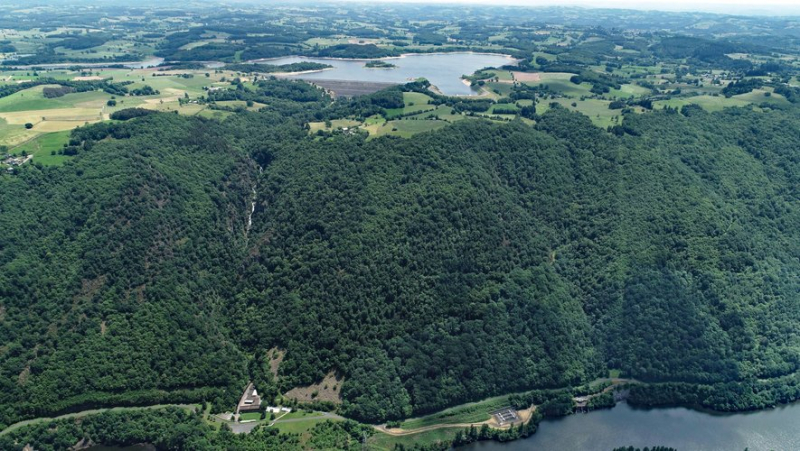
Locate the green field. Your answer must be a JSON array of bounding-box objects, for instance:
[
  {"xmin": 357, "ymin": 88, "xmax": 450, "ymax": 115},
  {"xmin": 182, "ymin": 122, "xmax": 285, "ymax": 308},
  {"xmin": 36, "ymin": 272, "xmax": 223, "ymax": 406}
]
[
  {"xmin": 277, "ymin": 410, "xmax": 325, "ymax": 421},
  {"xmin": 11, "ymin": 130, "xmax": 71, "ymax": 166},
  {"xmin": 0, "ymin": 85, "xmax": 83, "ymax": 113},
  {"xmin": 653, "ymin": 95, "xmax": 752, "ymax": 112},
  {"xmin": 384, "ymin": 92, "xmax": 435, "ymax": 118},
  {"xmin": 608, "ymin": 83, "xmax": 651, "ymax": 99},
  {"xmin": 239, "ymin": 412, "xmax": 262, "ymax": 421},
  {"xmin": 271, "ymin": 416, "xmax": 336, "ymax": 434},
  {"xmin": 368, "ymin": 428, "xmax": 460, "ymax": 451},
  {"xmin": 517, "ymin": 72, "xmax": 593, "ymax": 98},
  {"xmin": 400, "ymin": 395, "xmax": 510, "ymax": 430},
  {"xmin": 537, "ymin": 98, "xmax": 621, "ymax": 128},
  {"xmin": 366, "ymin": 119, "xmax": 447, "ymax": 138}
]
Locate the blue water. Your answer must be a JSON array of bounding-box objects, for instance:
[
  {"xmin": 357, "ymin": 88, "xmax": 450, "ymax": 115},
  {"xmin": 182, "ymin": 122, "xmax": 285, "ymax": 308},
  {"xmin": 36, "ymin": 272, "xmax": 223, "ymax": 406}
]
[
  {"xmin": 465, "ymin": 401, "xmax": 800, "ymax": 451},
  {"xmin": 256, "ymin": 52, "xmax": 515, "ymax": 96}
]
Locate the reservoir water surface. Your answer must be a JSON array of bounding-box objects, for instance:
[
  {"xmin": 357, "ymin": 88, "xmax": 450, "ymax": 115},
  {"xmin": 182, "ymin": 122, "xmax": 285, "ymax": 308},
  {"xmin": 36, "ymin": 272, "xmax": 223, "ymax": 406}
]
[
  {"xmin": 465, "ymin": 401, "xmax": 800, "ymax": 451},
  {"xmin": 257, "ymin": 52, "xmax": 516, "ymax": 96}
]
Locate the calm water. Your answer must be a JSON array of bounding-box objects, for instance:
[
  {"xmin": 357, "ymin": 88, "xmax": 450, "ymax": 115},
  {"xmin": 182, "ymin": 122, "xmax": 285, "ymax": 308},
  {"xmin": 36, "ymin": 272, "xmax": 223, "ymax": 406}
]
[
  {"xmin": 257, "ymin": 53, "xmax": 516, "ymax": 96},
  {"xmin": 465, "ymin": 401, "xmax": 800, "ymax": 451}
]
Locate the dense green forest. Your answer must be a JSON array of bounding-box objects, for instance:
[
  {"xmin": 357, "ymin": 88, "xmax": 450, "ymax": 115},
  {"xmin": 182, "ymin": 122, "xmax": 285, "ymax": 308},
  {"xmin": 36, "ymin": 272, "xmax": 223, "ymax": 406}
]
[
  {"xmin": 0, "ymin": 407, "xmax": 373, "ymax": 451},
  {"xmin": 4, "ymin": 72, "xmax": 800, "ymax": 444}
]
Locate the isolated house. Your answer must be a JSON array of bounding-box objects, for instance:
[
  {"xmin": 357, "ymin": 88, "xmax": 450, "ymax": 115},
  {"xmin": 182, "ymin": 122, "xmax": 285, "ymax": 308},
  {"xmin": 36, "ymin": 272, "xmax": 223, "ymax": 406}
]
[{"xmin": 237, "ymin": 382, "xmax": 262, "ymax": 413}]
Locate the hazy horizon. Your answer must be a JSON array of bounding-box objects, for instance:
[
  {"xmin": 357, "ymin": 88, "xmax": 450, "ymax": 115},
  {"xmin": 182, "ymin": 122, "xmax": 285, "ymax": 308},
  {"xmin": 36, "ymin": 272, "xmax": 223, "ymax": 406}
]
[{"xmin": 326, "ymin": 0, "xmax": 800, "ymax": 16}]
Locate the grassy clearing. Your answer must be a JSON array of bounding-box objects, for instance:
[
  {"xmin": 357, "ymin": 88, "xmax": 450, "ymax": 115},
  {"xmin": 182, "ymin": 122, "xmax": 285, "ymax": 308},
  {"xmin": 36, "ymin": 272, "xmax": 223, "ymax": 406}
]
[
  {"xmin": 272, "ymin": 416, "xmax": 335, "ymax": 434},
  {"xmin": 368, "ymin": 428, "xmax": 460, "ymax": 451},
  {"xmin": 11, "ymin": 130, "xmax": 71, "ymax": 166},
  {"xmin": 537, "ymin": 98, "xmax": 621, "ymax": 128},
  {"xmin": 486, "ymin": 70, "xmax": 513, "ymax": 81},
  {"xmin": 608, "ymin": 83, "xmax": 651, "ymax": 99},
  {"xmin": 653, "ymin": 95, "xmax": 752, "ymax": 112},
  {"xmin": 400, "ymin": 395, "xmax": 509, "ymax": 430},
  {"xmin": 384, "ymin": 92, "xmax": 435, "ymax": 118},
  {"xmin": 279, "ymin": 410, "xmax": 325, "ymax": 421},
  {"xmin": 518, "ymin": 72, "xmax": 591, "ymax": 97},
  {"xmin": 366, "ymin": 119, "xmax": 446, "ymax": 139},
  {"xmin": 733, "ymin": 88, "xmax": 791, "ymax": 106},
  {"xmin": 308, "ymin": 119, "xmax": 362, "ymax": 133},
  {"xmin": 239, "ymin": 412, "xmax": 262, "ymax": 421},
  {"xmin": 0, "ymin": 85, "xmax": 77, "ymax": 113}
]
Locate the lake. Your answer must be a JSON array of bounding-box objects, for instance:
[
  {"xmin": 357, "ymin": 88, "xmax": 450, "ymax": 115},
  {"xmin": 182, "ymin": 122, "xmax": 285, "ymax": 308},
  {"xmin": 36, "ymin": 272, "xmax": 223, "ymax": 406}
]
[
  {"xmin": 255, "ymin": 53, "xmax": 516, "ymax": 96},
  {"xmin": 464, "ymin": 401, "xmax": 800, "ymax": 451}
]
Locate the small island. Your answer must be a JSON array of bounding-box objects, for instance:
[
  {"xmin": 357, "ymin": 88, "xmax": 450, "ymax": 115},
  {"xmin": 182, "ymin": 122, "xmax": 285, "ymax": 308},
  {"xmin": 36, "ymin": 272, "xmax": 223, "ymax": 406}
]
[{"xmin": 365, "ymin": 60, "xmax": 397, "ymax": 69}]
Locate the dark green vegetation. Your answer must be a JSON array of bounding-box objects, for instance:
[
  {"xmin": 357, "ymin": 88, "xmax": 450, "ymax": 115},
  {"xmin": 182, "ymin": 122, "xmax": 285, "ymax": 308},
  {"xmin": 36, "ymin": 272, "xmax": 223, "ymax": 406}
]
[
  {"xmin": 366, "ymin": 61, "xmax": 397, "ymax": 69},
  {"xmin": 0, "ymin": 407, "xmax": 373, "ymax": 451},
  {"xmin": 5, "ymin": 74, "xmax": 800, "ymax": 434},
  {"xmin": 4, "ymin": 2, "xmax": 800, "ymax": 450}
]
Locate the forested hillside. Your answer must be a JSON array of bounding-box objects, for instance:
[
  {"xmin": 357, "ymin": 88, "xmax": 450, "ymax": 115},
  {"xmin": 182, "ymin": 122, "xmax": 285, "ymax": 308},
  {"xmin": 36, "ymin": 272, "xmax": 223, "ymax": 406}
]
[
  {"xmin": 3, "ymin": 80, "xmax": 800, "ymax": 430},
  {"xmin": 0, "ymin": 113, "xmax": 259, "ymax": 426}
]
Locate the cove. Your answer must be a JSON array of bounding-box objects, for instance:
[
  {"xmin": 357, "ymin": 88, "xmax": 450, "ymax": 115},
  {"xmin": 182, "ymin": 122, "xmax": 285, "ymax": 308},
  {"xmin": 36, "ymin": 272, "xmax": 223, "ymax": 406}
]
[
  {"xmin": 254, "ymin": 52, "xmax": 516, "ymax": 96},
  {"xmin": 464, "ymin": 401, "xmax": 800, "ymax": 450}
]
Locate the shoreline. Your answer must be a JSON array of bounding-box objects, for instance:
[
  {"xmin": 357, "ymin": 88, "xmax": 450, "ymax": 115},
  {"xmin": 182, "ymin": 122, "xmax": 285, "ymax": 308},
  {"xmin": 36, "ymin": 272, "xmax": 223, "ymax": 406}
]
[
  {"xmin": 247, "ymin": 50, "xmax": 519, "ymax": 65},
  {"xmin": 270, "ymin": 67, "xmax": 334, "ymax": 76}
]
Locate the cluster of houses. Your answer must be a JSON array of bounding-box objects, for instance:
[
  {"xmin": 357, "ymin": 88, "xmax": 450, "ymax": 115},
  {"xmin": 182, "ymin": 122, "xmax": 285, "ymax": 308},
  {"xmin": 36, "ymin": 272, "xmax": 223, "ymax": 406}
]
[{"xmin": 2, "ymin": 153, "xmax": 31, "ymax": 172}]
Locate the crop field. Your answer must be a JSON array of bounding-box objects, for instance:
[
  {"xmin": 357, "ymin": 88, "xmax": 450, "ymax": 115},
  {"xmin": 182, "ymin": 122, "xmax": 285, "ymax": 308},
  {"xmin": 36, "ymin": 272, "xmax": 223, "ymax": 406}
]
[{"xmin": 0, "ymin": 67, "xmax": 242, "ymax": 148}]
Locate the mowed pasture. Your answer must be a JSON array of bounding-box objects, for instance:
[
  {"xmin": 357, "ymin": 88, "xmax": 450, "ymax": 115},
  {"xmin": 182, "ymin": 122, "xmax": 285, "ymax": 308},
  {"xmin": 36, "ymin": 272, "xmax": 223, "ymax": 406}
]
[
  {"xmin": 652, "ymin": 91, "xmax": 788, "ymax": 112},
  {"xmin": 364, "ymin": 118, "xmax": 447, "ymax": 138},
  {"xmin": 537, "ymin": 98, "xmax": 622, "ymax": 128},
  {"xmin": 384, "ymin": 92, "xmax": 436, "ymax": 118},
  {"xmin": 399, "ymin": 394, "xmax": 510, "ymax": 430},
  {"xmin": 517, "ymin": 72, "xmax": 593, "ymax": 97},
  {"xmin": 11, "ymin": 131, "xmax": 71, "ymax": 166}
]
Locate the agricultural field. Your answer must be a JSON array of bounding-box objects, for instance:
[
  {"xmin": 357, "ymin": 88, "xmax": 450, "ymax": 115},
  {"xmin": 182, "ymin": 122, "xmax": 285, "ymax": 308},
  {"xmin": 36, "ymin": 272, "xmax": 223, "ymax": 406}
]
[{"xmin": 0, "ymin": 67, "xmax": 247, "ymax": 151}]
